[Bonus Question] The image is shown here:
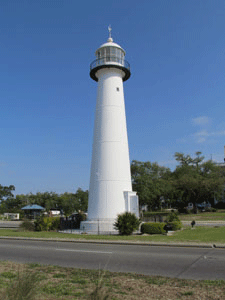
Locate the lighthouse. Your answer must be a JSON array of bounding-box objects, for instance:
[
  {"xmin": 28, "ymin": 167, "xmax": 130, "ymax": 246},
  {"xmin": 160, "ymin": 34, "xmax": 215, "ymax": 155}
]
[{"xmin": 80, "ymin": 27, "xmax": 139, "ymax": 233}]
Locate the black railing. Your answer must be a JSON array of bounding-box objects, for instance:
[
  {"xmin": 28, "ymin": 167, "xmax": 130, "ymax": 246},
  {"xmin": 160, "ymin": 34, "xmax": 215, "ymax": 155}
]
[{"xmin": 90, "ymin": 56, "xmax": 130, "ymax": 71}]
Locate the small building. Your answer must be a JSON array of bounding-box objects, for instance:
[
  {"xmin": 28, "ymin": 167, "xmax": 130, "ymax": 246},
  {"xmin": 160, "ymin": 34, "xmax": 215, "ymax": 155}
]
[
  {"xmin": 49, "ymin": 208, "xmax": 61, "ymax": 217},
  {"xmin": 4, "ymin": 213, "xmax": 20, "ymax": 220},
  {"xmin": 21, "ymin": 204, "xmax": 44, "ymax": 219}
]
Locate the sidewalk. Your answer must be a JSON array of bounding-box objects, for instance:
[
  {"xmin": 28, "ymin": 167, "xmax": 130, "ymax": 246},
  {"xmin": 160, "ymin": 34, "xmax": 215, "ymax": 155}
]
[
  {"xmin": 182, "ymin": 221, "xmax": 225, "ymax": 227},
  {"xmin": 0, "ymin": 235, "xmax": 225, "ymax": 249}
]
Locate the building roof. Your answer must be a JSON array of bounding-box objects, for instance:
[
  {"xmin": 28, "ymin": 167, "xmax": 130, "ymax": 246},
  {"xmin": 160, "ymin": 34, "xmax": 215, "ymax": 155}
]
[
  {"xmin": 95, "ymin": 37, "xmax": 126, "ymax": 55},
  {"xmin": 21, "ymin": 204, "xmax": 45, "ymax": 210}
]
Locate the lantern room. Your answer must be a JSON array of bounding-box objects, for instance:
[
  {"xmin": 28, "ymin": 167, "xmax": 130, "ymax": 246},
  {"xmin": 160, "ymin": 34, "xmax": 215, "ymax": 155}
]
[{"xmin": 90, "ymin": 30, "xmax": 130, "ymax": 82}]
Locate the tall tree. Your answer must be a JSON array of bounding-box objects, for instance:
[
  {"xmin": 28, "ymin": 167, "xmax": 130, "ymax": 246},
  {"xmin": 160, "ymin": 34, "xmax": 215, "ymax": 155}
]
[
  {"xmin": 74, "ymin": 188, "xmax": 88, "ymax": 212},
  {"xmin": 173, "ymin": 152, "xmax": 225, "ymax": 207},
  {"xmin": 0, "ymin": 185, "xmax": 15, "ymax": 202},
  {"xmin": 131, "ymin": 160, "xmax": 173, "ymax": 210},
  {"xmin": 0, "ymin": 185, "xmax": 16, "ymax": 213}
]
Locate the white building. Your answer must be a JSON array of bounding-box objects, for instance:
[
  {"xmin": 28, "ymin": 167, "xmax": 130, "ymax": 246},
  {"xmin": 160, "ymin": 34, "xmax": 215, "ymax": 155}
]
[{"xmin": 80, "ymin": 28, "xmax": 139, "ymax": 234}]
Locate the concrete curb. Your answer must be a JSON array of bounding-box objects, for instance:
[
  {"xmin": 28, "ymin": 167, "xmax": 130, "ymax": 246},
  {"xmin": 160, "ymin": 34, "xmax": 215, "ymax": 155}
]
[{"xmin": 0, "ymin": 236, "xmax": 224, "ymax": 249}]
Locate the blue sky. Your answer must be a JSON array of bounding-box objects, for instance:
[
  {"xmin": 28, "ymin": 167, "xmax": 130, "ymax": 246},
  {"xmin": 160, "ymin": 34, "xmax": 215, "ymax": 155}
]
[{"xmin": 1, "ymin": 0, "xmax": 225, "ymax": 195}]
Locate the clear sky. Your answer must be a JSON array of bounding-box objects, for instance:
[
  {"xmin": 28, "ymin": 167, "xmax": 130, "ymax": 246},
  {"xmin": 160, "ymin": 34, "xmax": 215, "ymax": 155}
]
[{"xmin": 1, "ymin": 0, "xmax": 225, "ymax": 195}]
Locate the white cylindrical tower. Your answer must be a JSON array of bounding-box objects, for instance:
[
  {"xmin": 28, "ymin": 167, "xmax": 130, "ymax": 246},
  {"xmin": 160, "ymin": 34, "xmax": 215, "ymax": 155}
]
[{"xmin": 81, "ymin": 29, "xmax": 139, "ymax": 233}]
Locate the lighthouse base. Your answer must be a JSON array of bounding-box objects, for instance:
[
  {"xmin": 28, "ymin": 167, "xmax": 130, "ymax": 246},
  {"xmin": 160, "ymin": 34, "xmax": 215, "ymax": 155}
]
[{"xmin": 80, "ymin": 219, "xmax": 117, "ymax": 235}]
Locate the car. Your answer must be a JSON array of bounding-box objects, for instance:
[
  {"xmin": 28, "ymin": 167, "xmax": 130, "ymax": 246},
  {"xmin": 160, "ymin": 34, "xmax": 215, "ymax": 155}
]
[{"xmin": 196, "ymin": 202, "xmax": 211, "ymax": 211}]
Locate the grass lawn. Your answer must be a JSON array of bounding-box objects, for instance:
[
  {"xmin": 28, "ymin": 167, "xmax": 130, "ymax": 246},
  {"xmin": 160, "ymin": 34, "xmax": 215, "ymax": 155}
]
[
  {"xmin": 0, "ymin": 226, "xmax": 225, "ymax": 244},
  {"xmin": 0, "ymin": 261, "xmax": 225, "ymax": 299},
  {"xmin": 179, "ymin": 210, "xmax": 225, "ymax": 221}
]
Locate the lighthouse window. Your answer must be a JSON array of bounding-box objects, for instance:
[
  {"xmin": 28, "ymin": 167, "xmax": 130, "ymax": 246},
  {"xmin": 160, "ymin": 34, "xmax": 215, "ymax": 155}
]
[
  {"xmin": 106, "ymin": 47, "xmax": 110, "ymax": 61},
  {"xmin": 116, "ymin": 87, "xmax": 119, "ymax": 91},
  {"xmin": 111, "ymin": 48, "xmax": 116, "ymax": 61}
]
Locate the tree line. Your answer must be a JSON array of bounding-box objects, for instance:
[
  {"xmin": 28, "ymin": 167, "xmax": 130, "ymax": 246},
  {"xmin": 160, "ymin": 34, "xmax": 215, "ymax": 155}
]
[
  {"xmin": 0, "ymin": 187, "xmax": 88, "ymax": 216},
  {"xmin": 131, "ymin": 152, "xmax": 225, "ymax": 210},
  {"xmin": 1, "ymin": 151, "xmax": 225, "ymax": 214}
]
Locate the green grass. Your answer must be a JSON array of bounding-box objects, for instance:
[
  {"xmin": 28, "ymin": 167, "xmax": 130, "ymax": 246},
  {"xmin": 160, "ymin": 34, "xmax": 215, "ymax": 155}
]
[
  {"xmin": 168, "ymin": 226, "xmax": 225, "ymax": 243},
  {"xmin": 0, "ymin": 261, "xmax": 225, "ymax": 299},
  {"xmin": 179, "ymin": 210, "xmax": 225, "ymax": 221},
  {"xmin": 142, "ymin": 210, "xmax": 225, "ymax": 221},
  {"xmin": 0, "ymin": 226, "xmax": 225, "ymax": 244}
]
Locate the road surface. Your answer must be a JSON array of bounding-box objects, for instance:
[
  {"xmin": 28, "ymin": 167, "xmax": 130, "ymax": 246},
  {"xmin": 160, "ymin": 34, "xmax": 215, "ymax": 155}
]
[{"xmin": 0, "ymin": 239, "xmax": 224, "ymax": 280}]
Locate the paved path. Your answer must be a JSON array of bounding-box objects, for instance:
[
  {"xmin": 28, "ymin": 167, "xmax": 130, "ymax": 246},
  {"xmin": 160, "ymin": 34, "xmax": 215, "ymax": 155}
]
[
  {"xmin": 0, "ymin": 221, "xmax": 22, "ymax": 228},
  {"xmin": 182, "ymin": 221, "xmax": 225, "ymax": 227},
  {"xmin": 1, "ymin": 220, "xmax": 225, "ymax": 228},
  {"xmin": 0, "ymin": 239, "xmax": 225, "ymax": 280}
]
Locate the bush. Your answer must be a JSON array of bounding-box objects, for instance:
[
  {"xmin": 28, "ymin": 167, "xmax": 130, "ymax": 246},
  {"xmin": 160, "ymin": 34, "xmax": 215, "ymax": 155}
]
[
  {"xmin": 166, "ymin": 212, "xmax": 180, "ymax": 222},
  {"xmin": 114, "ymin": 212, "xmax": 140, "ymax": 235},
  {"xmin": 49, "ymin": 217, "xmax": 60, "ymax": 231},
  {"xmin": 141, "ymin": 222, "xmax": 166, "ymax": 234},
  {"xmin": 167, "ymin": 221, "xmax": 182, "ymax": 231},
  {"xmin": 142, "ymin": 211, "xmax": 169, "ymax": 217},
  {"xmin": 165, "ymin": 212, "xmax": 182, "ymax": 231},
  {"xmin": 34, "ymin": 216, "xmax": 61, "ymax": 231},
  {"xmin": 205, "ymin": 207, "xmax": 217, "ymax": 213},
  {"xmin": 34, "ymin": 216, "xmax": 52, "ymax": 231},
  {"xmin": 19, "ymin": 220, "xmax": 35, "ymax": 232},
  {"xmin": 178, "ymin": 207, "xmax": 190, "ymax": 214}
]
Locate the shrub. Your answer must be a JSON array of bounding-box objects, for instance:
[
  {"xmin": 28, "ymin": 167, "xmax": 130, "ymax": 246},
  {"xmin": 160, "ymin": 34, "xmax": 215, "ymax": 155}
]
[
  {"xmin": 141, "ymin": 222, "xmax": 165, "ymax": 234},
  {"xmin": 178, "ymin": 207, "xmax": 190, "ymax": 214},
  {"xmin": 114, "ymin": 212, "xmax": 140, "ymax": 235},
  {"xmin": 50, "ymin": 217, "xmax": 60, "ymax": 231},
  {"xmin": 205, "ymin": 207, "xmax": 217, "ymax": 213},
  {"xmin": 19, "ymin": 220, "xmax": 35, "ymax": 232},
  {"xmin": 165, "ymin": 213, "xmax": 182, "ymax": 231},
  {"xmin": 167, "ymin": 221, "xmax": 182, "ymax": 231},
  {"xmin": 35, "ymin": 216, "xmax": 60, "ymax": 231},
  {"xmin": 191, "ymin": 207, "xmax": 199, "ymax": 214},
  {"xmin": 34, "ymin": 216, "xmax": 52, "ymax": 231},
  {"xmin": 143, "ymin": 211, "xmax": 169, "ymax": 217},
  {"xmin": 166, "ymin": 212, "xmax": 180, "ymax": 222}
]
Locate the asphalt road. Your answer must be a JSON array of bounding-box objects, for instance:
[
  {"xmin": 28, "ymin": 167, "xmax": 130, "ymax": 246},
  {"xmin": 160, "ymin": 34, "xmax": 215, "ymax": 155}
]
[{"xmin": 0, "ymin": 239, "xmax": 225, "ymax": 280}]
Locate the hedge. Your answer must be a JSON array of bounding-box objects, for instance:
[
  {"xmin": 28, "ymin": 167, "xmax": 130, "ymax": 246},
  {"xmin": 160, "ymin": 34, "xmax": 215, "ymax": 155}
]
[
  {"xmin": 143, "ymin": 212, "xmax": 169, "ymax": 217},
  {"xmin": 140, "ymin": 222, "xmax": 166, "ymax": 234},
  {"xmin": 168, "ymin": 221, "xmax": 182, "ymax": 231},
  {"xmin": 34, "ymin": 216, "xmax": 61, "ymax": 231}
]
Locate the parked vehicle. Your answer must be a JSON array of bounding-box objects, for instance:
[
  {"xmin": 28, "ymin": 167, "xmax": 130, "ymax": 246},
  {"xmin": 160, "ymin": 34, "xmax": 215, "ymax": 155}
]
[{"xmin": 196, "ymin": 202, "xmax": 211, "ymax": 211}]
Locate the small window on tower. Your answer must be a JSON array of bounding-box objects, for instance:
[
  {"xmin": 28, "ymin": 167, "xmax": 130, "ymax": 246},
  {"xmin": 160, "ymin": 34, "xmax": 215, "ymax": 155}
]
[{"xmin": 116, "ymin": 87, "xmax": 120, "ymax": 91}]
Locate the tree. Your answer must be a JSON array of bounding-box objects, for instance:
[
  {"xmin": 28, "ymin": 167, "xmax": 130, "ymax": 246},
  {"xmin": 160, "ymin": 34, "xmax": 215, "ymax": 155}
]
[
  {"xmin": 59, "ymin": 192, "xmax": 77, "ymax": 216},
  {"xmin": 0, "ymin": 185, "xmax": 15, "ymax": 213},
  {"xmin": 74, "ymin": 188, "xmax": 88, "ymax": 212},
  {"xmin": 173, "ymin": 152, "xmax": 225, "ymax": 208},
  {"xmin": 131, "ymin": 160, "xmax": 173, "ymax": 210},
  {"xmin": 2, "ymin": 188, "xmax": 89, "ymax": 217},
  {"xmin": 58, "ymin": 188, "xmax": 88, "ymax": 216},
  {"xmin": 0, "ymin": 185, "xmax": 15, "ymax": 202}
]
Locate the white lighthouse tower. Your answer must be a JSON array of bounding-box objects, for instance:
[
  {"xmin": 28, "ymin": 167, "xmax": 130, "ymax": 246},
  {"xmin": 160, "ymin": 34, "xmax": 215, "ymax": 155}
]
[{"xmin": 81, "ymin": 28, "xmax": 139, "ymax": 233}]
